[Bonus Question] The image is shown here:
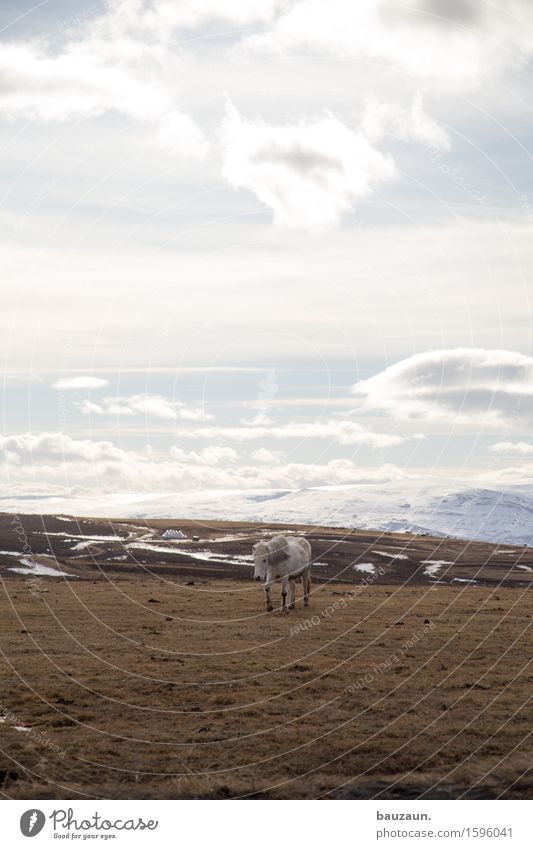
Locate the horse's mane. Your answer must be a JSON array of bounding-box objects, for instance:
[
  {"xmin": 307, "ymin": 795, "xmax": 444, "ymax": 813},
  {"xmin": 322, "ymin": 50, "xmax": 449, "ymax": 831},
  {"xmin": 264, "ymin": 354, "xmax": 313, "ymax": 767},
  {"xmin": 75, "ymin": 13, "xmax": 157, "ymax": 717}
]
[{"xmin": 266, "ymin": 535, "xmax": 290, "ymax": 566}]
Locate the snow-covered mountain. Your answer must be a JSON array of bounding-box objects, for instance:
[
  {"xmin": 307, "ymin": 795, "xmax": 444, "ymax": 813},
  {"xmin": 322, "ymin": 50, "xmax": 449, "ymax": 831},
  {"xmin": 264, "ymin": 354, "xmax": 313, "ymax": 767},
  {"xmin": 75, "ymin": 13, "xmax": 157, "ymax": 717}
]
[{"xmin": 2, "ymin": 482, "xmax": 533, "ymax": 546}]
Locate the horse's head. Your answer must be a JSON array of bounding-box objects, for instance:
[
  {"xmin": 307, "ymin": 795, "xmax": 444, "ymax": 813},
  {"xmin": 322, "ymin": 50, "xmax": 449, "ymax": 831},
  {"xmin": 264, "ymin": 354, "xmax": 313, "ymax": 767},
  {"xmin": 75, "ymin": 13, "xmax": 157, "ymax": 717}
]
[{"xmin": 252, "ymin": 540, "xmax": 269, "ymax": 581}]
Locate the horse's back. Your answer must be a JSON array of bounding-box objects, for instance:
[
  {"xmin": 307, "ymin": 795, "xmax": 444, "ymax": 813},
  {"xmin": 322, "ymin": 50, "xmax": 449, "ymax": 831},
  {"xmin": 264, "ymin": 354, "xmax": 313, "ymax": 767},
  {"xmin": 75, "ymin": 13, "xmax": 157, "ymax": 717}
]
[
  {"xmin": 264, "ymin": 534, "xmax": 311, "ymax": 577},
  {"xmin": 290, "ymin": 535, "xmax": 311, "ymax": 559},
  {"xmin": 267, "ymin": 534, "xmax": 291, "ymax": 565},
  {"xmin": 286, "ymin": 535, "xmax": 311, "ymax": 570}
]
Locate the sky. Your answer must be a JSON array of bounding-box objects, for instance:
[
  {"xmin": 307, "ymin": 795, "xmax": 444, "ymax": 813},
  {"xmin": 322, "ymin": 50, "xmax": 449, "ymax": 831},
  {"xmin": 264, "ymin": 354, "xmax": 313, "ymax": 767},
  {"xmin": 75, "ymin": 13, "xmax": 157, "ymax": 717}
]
[{"xmin": 2, "ymin": 0, "xmax": 533, "ymax": 500}]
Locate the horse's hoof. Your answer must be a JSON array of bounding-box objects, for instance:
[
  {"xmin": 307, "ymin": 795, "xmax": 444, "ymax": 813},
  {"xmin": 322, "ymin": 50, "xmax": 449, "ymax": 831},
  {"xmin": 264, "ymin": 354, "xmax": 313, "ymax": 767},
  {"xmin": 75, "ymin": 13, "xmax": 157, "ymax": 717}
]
[
  {"xmin": 304, "ymin": 602, "xmax": 309, "ymax": 608},
  {"xmin": 289, "ymin": 603, "xmax": 295, "ymax": 610}
]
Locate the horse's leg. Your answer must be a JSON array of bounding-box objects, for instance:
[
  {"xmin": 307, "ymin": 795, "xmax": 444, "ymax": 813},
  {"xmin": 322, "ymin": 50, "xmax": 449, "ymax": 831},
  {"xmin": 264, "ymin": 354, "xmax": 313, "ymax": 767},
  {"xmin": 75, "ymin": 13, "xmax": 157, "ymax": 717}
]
[
  {"xmin": 304, "ymin": 571, "xmax": 311, "ymax": 607},
  {"xmin": 281, "ymin": 577, "xmax": 289, "ymax": 613},
  {"xmin": 265, "ymin": 581, "xmax": 273, "ymax": 612},
  {"xmin": 289, "ymin": 579, "xmax": 296, "ymax": 609}
]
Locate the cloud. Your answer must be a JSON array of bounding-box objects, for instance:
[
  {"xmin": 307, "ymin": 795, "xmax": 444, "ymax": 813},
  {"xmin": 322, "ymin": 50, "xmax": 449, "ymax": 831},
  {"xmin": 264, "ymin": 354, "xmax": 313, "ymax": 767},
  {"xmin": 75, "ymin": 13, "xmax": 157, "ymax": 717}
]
[
  {"xmin": 174, "ymin": 418, "xmax": 415, "ymax": 448},
  {"xmin": 78, "ymin": 394, "xmax": 212, "ymax": 421},
  {"xmin": 222, "ymin": 100, "xmax": 396, "ymax": 231},
  {"xmin": 245, "ymin": 0, "xmax": 533, "ymax": 88},
  {"xmin": 13, "ymin": 428, "xmax": 533, "ymax": 495},
  {"xmin": 117, "ymin": 0, "xmax": 290, "ymax": 31},
  {"xmin": 490, "ymin": 441, "xmax": 533, "ymax": 455},
  {"xmin": 476, "ymin": 458, "xmax": 533, "ymax": 487},
  {"xmin": 78, "ymin": 400, "xmax": 106, "ymax": 415},
  {"xmin": 247, "ymin": 369, "xmax": 279, "ymax": 421},
  {"xmin": 251, "ymin": 447, "xmax": 285, "ymax": 463},
  {"xmin": 170, "ymin": 446, "xmax": 239, "ymax": 464},
  {"xmin": 362, "ymin": 93, "xmax": 450, "ymax": 150},
  {"xmin": 418, "ymin": 0, "xmax": 479, "ymax": 24},
  {"xmin": 4, "ymin": 0, "xmax": 533, "ymax": 178},
  {"xmin": 5, "ymin": 374, "xmax": 43, "ymax": 383},
  {"xmin": 52, "ymin": 376, "xmax": 109, "ymax": 390},
  {"xmin": 115, "ymin": 394, "xmax": 178, "ymax": 420},
  {"xmin": 353, "ymin": 348, "xmax": 533, "ymax": 427},
  {"xmin": 0, "ymin": 432, "xmax": 129, "ymax": 465},
  {"xmin": 0, "ymin": 34, "xmax": 207, "ymax": 159},
  {"xmin": 8, "ymin": 429, "xmax": 533, "ymax": 495},
  {"xmin": 0, "ymin": 429, "xmax": 407, "ymax": 492}
]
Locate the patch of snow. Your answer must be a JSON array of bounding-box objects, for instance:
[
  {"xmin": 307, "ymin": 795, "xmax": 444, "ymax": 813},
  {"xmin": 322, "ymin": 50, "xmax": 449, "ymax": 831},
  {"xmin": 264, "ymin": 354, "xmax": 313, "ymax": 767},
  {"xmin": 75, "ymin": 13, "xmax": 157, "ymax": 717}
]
[
  {"xmin": 352, "ymin": 563, "xmax": 375, "ymax": 574},
  {"xmin": 516, "ymin": 564, "xmax": 533, "ymax": 572},
  {"xmin": 213, "ymin": 534, "xmax": 257, "ymax": 542},
  {"xmin": 421, "ymin": 559, "xmax": 454, "ymax": 578},
  {"xmin": 39, "ymin": 531, "xmax": 124, "ymax": 543},
  {"xmin": 0, "ymin": 715, "xmax": 31, "ymax": 732},
  {"xmin": 373, "ymin": 550, "xmax": 408, "ymax": 560},
  {"xmin": 70, "ymin": 537, "xmax": 123, "ymax": 551},
  {"xmin": 126, "ymin": 542, "xmax": 253, "ymax": 566},
  {"xmin": 73, "ymin": 534, "xmax": 123, "ymax": 542},
  {"xmin": 9, "ymin": 557, "xmax": 75, "ymax": 578},
  {"xmin": 452, "ymin": 578, "xmax": 478, "ymax": 584},
  {"xmin": 126, "ymin": 542, "xmax": 179, "ymax": 555},
  {"xmin": 180, "ymin": 550, "xmax": 253, "ymax": 565}
]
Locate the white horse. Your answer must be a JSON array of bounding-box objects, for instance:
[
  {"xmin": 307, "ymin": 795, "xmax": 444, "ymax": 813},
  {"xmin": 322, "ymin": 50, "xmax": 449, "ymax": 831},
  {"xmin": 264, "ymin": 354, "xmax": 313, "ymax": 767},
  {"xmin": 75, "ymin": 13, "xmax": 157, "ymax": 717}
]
[{"xmin": 253, "ymin": 535, "xmax": 312, "ymax": 613}]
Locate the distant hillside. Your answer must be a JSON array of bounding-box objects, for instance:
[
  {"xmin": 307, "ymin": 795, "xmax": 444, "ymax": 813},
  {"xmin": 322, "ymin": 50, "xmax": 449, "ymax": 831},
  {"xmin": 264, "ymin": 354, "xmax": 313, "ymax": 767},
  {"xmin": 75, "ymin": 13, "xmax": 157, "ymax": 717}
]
[
  {"xmin": 2, "ymin": 482, "xmax": 533, "ymax": 547},
  {"xmin": 0, "ymin": 512, "xmax": 532, "ymax": 587}
]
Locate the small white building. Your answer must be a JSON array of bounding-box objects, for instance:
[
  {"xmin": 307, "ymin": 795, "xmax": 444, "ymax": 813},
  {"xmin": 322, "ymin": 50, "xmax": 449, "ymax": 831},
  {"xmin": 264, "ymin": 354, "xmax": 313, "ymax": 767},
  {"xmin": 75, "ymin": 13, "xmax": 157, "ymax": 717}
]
[{"xmin": 162, "ymin": 529, "xmax": 187, "ymax": 540}]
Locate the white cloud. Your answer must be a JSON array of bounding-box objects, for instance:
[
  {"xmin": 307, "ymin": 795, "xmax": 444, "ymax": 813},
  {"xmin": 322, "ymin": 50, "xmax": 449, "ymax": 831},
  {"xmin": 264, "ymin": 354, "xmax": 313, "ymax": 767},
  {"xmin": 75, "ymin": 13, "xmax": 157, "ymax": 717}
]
[
  {"xmin": 222, "ymin": 100, "xmax": 396, "ymax": 231},
  {"xmin": 476, "ymin": 459, "xmax": 533, "ymax": 487},
  {"xmin": 353, "ymin": 348, "xmax": 533, "ymax": 427},
  {"xmin": 117, "ymin": 394, "xmax": 178, "ymax": 420},
  {"xmin": 8, "ymin": 429, "xmax": 533, "ymax": 495},
  {"xmin": 78, "ymin": 394, "xmax": 212, "ymax": 421},
  {"xmin": 79, "ymin": 400, "xmax": 105, "ymax": 415},
  {"xmin": 177, "ymin": 406, "xmax": 214, "ymax": 422},
  {"xmin": 52, "ymin": 376, "xmax": 109, "ymax": 390},
  {"xmin": 245, "ymin": 0, "xmax": 533, "ymax": 89},
  {"xmin": 10, "ymin": 428, "xmax": 533, "ymax": 497},
  {"xmin": 490, "ymin": 441, "xmax": 533, "ymax": 455},
  {"xmin": 0, "ymin": 35, "xmax": 207, "ymax": 160},
  {"xmin": 0, "ymin": 430, "xmax": 407, "ymax": 492},
  {"xmin": 362, "ymin": 93, "xmax": 450, "ymax": 150},
  {"xmin": 0, "ymin": 432, "xmax": 129, "ymax": 465},
  {"xmin": 5, "ymin": 374, "xmax": 43, "ymax": 383},
  {"xmin": 251, "ymin": 447, "xmax": 285, "ymax": 463},
  {"xmin": 240, "ymin": 413, "xmax": 275, "ymax": 426},
  {"xmin": 170, "ymin": 446, "xmax": 239, "ymax": 464},
  {"xmin": 174, "ymin": 418, "xmax": 415, "ymax": 448},
  {"xmin": 115, "ymin": 0, "xmax": 290, "ymax": 31}
]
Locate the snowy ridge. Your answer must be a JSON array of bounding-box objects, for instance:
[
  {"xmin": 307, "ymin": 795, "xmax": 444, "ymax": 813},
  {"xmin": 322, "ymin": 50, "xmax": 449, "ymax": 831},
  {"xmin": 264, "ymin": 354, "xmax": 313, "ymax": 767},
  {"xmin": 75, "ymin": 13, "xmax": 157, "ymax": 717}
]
[{"xmin": 1, "ymin": 483, "xmax": 533, "ymax": 547}]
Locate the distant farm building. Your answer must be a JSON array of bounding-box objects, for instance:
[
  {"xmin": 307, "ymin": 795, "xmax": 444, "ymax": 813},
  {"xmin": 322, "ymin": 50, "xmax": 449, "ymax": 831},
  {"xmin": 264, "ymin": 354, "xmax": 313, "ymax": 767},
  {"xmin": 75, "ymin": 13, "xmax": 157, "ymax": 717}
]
[{"xmin": 162, "ymin": 529, "xmax": 187, "ymax": 540}]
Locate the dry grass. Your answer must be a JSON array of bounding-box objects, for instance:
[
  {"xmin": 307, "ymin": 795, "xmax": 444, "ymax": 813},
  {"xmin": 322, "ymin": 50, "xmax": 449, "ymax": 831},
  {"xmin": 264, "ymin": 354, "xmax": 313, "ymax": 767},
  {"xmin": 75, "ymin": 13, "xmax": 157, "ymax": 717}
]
[{"xmin": 0, "ymin": 576, "xmax": 531, "ymax": 799}]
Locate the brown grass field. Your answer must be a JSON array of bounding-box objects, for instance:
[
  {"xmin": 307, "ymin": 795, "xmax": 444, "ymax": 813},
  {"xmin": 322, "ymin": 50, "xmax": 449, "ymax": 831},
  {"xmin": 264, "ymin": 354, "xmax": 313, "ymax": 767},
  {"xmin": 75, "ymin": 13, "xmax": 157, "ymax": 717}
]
[{"xmin": 0, "ymin": 514, "xmax": 531, "ymax": 799}]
